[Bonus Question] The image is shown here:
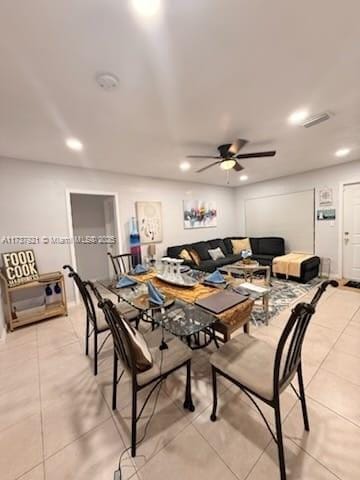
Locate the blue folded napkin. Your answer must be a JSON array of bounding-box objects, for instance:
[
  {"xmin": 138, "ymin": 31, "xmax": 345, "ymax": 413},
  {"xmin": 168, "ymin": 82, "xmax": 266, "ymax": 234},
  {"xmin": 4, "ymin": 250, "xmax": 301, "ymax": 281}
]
[
  {"xmin": 133, "ymin": 264, "xmax": 147, "ymax": 274},
  {"xmin": 205, "ymin": 269, "xmax": 225, "ymax": 284},
  {"xmin": 116, "ymin": 276, "xmax": 137, "ymax": 288},
  {"xmin": 147, "ymin": 281, "xmax": 165, "ymax": 305}
]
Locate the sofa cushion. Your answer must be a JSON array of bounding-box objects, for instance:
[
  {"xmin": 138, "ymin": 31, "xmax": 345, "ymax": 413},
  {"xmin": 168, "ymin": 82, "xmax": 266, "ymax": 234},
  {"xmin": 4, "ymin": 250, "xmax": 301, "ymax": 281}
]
[
  {"xmin": 167, "ymin": 244, "xmax": 190, "ymax": 258},
  {"xmin": 178, "ymin": 249, "xmax": 193, "ymax": 262},
  {"xmin": 199, "ymin": 257, "xmax": 231, "ymax": 272},
  {"xmin": 232, "ymin": 238, "xmax": 251, "ymax": 255},
  {"xmin": 189, "ymin": 249, "xmax": 201, "ymax": 266},
  {"xmin": 251, "ymin": 254, "xmax": 274, "ymax": 267},
  {"xmin": 223, "ymin": 237, "xmax": 245, "ymax": 255},
  {"xmin": 258, "ymin": 237, "xmax": 284, "ymax": 256},
  {"xmin": 249, "ymin": 237, "xmax": 260, "ymax": 254},
  {"xmin": 209, "ymin": 239, "xmax": 227, "ymax": 255},
  {"xmin": 192, "ymin": 241, "xmax": 212, "ymax": 261},
  {"xmin": 208, "ymin": 247, "xmax": 225, "ymax": 261}
]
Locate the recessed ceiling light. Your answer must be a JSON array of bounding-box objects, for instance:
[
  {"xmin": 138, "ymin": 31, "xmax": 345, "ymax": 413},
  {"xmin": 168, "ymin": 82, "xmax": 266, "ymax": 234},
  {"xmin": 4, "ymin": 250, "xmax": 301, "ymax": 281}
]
[
  {"xmin": 131, "ymin": 0, "xmax": 161, "ymax": 17},
  {"xmin": 66, "ymin": 138, "xmax": 83, "ymax": 151},
  {"xmin": 180, "ymin": 161, "xmax": 191, "ymax": 171},
  {"xmin": 239, "ymin": 175, "xmax": 248, "ymax": 181},
  {"xmin": 288, "ymin": 109, "xmax": 309, "ymax": 125},
  {"xmin": 335, "ymin": 147, "xmax": 350, "ymax": 157}
]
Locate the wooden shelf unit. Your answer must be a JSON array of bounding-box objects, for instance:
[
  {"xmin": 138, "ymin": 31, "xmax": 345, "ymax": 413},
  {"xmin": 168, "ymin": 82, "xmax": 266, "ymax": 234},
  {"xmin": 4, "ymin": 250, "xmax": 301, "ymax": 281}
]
[{"xmin": 0, "ymin": 271, "xmax": 68, "ymax": 331}]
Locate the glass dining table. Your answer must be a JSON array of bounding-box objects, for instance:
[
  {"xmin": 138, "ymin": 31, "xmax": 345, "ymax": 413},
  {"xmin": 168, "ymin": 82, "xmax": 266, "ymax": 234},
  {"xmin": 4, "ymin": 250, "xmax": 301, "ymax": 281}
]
[{"xmin": 97, "ymin": 277, "xmax": 219, "ymax": 350}]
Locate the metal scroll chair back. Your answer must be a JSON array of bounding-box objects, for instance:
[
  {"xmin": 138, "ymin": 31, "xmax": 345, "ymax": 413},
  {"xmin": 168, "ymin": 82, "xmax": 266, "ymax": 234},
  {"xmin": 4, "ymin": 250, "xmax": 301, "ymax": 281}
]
[
  {"xmin": 107, "ymin": 252, "xmax": 133, "ymax": 276},
  {"xmin": 96, "ymin": 294, "xmax": 136, "ymax": 374},
  {"xmin": 274, "ymin": 279, "xmax": 338, "ymax": 395},
  {"xmin": 63, "ymin": 265, "xmax": 97, "ymax": 327}
]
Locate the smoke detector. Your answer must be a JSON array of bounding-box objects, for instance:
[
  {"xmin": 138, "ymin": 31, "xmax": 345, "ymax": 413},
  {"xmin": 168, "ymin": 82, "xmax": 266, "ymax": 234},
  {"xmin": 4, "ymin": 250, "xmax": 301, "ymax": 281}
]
[
  {"xmin": 303, "ymin": 112, "xmax": 331, "ymax": 128},
  {"xmin": 95, "ymin": 72, "xmax": 119, "ymax": 91}
]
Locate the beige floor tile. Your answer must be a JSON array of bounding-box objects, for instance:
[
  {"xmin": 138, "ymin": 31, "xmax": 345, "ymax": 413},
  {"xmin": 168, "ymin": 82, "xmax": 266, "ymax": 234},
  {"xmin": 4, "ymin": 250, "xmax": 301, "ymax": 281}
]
[
  {"xmin": 137, "ymin": 423, "xmax": 238, "ymax": 480},
  {"xmin": 113, "ymin": 389, "xmax": 189, "ymax": 469},
  {"xmin": 285, "ymin": 397, "xmax": 360, "ymax": 480},
  {"xmin": 0, "ymin": 357, "xmax": 39, "ymax": 395},
  {"xmin": 351, "ymin": 309, "xmax": 360, "ymax": 325},
  {"xmin": 307, "ymin": 369, "xmax": 360, "ymax": 426},
  {"xmin": 246, "ymin": 438, "xmax": 339, "ymax": 480},
  {"xmin": 37, "ymin": 327, "xmax": 79, "ymax": 353},
  {"xmin": 0, "ymin": 380, "xmax": 40, "ymax": 433},
  {"xmin": 45, "ymin": 418, "xmax": 135, "ymax": 480},
  {"xmin": 0, "ymin": 326, "xmax": 37, "ymax": 352},
  {"xmin": 0, "ymin": 413, "xmax": 43, "ymax": 480},
  {"xmin": 333, "ymin": 332, "xmax": 360, "ymax": 358},
  {"xmin": 0, "ymin": 339, "xmax": 38, "ymax": 369},
  {"xmin": 42, "ymin": 383, "xmax": 110, "ymax": 457},
  {"xmin": 322, "ymin": 350, "xmax": 360, "ymax": 386},
  {"xmin": 96, "ymin": 367, "xmax": 133, "ymax": 412},
  {"xmin": 342, "ymin": 321, "xmax": 360, "ymax": 336},
  {"xmin": 18, "ymin": 463, "xmax": 44, "ymax": 480},
  {"xmin": 230, "ymin": 382, "xmax": 298, "ymax": 427},
  {"xmin": 162, "ymin": 355, "xmax": 230, "ymax": 423},
  {"xmin": 194, "ymin": 387, "xmax": 272, "ymax": 479}
]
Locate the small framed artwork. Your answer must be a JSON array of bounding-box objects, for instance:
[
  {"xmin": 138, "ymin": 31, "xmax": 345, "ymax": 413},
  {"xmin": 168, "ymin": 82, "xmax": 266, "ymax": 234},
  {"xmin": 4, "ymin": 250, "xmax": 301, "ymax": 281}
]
[
  {"xmin": 317, "ymin": 208, "xmax": 336, "ymax": 221},
  {"xmin": 319, "ymin": 187, "xmax": 333, "ymax": 206},
  {"xmin": 183, "ymin": 200, "xmax": 217, "ymax": 229},
  {"xmin": 136, "ymin": 201, "xmax": 163, "ymax": 244}
]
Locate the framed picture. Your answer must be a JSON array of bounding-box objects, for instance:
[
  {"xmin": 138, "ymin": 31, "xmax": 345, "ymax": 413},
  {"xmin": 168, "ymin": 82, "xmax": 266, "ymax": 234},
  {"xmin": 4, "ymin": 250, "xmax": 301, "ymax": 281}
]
[
  {"xmin": 319, "ymin": 187, "xmax": 333, "ymax": 206},
  {"xmin": 136, "ymin": 201, "xmax": 163, "ymax": 244},
  {"xmin": 1, "ymin": 249, "xmax": 39, "ymax": 288},
  {"xmin": 317, "ymin": 208, "xmax": 336, "ymax": 221},
  {"xmin": 183, "ymin": 200, "xmax": 217, "ymax": 229}
]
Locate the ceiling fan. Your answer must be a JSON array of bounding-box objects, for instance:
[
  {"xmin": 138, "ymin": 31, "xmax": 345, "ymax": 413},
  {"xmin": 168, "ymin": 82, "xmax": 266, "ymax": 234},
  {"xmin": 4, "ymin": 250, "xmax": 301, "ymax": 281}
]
[{"xmin": 187, "ymin": 139, "xmax": 276, "ymax": 173}]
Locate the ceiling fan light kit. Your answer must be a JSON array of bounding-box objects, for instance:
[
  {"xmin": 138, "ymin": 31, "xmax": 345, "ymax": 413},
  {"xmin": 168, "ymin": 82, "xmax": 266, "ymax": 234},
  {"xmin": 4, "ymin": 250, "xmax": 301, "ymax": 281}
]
[
  {"xmin": 187, "ymin": 138, "xmax": 276, "ymax": 175},
  {"xmin": 220, "ymin": 159, "xmax": 236, "ymax": 170}
]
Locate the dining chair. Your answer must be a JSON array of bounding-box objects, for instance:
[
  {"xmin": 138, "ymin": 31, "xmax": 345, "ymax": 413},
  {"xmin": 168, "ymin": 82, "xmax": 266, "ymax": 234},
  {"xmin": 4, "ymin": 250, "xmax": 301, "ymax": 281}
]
[
  {"xmin": 107, "ymin": 252, "xmax": 133, "ymax": 276},
  {"xmin": 63, "ymin": 265, "xmax": 140, "ymax": 375},
  {"xmin": 209, "ymin": 279, "xmax": 338, "ymax": 480},
  {"xmin": 89, "ymin": 282, "xmax": 195, "ymax": 457}
]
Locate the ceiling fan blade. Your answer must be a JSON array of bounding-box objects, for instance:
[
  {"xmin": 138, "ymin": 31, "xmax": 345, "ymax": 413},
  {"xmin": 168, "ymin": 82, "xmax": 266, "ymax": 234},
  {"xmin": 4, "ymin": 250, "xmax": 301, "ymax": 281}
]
[
  {"xmin": 236, "ymin": 150, "xmax": 276, "ymax": 159},
  {"xmin": 196, "ymin": 161, "xmax": 222, "ymax": 173},
  {"xmin": 186, "ymin": 155, "xmax": 221, "ymax": 159},
  {"xmin": 232, "ymin": 161, "xmax": 244, "ymax": 172},
  {"xmin": 228, "ymin": 138, "xmax": 248, "ymax": 156}
]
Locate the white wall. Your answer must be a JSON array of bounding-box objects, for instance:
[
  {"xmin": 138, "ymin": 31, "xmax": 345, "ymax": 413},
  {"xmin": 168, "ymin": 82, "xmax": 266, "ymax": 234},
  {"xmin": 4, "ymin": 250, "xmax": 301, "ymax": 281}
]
[
  {"xmin": 235, "ymin": 159, "xmax": 360, "ymax": 276},
  {"xmin": 70, "ymin": 194, "xmax": 110, "ymax": 281},
  {"xmin": 0, "ymin": 157, "xmax": 237, "ymax": 306}
]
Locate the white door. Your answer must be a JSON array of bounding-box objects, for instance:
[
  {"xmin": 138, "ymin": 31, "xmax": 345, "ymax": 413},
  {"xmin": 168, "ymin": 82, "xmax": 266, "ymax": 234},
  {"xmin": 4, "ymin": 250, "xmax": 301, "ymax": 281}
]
[{"xmin": 343, "ymin": 183, "xmax": 360, "ymax": 281}]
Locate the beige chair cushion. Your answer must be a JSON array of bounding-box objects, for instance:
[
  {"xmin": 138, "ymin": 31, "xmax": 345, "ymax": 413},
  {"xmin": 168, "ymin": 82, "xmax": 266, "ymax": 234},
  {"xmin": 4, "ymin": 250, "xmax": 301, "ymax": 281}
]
[
  {"xmin": 137, "ymin": 329, "xmax": 192, "ymax": 386},
  {"xmin": 231, "ymin": 238, "xmax": 251, "ymax": 255},
  {"xmin": 96, "ymin": 303, "xmax": 139, "ymax": 332},
  {"xmin": 210, "ymin": 334, "xmax": 292, "ymax": 401}
]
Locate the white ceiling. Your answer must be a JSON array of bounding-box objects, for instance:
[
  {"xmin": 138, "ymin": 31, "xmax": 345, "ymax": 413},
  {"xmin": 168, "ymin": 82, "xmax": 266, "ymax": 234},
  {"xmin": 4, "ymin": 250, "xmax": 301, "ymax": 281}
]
[{"xmin": 1, "ymin": 0, "xmax": 360, "ymax": 186}]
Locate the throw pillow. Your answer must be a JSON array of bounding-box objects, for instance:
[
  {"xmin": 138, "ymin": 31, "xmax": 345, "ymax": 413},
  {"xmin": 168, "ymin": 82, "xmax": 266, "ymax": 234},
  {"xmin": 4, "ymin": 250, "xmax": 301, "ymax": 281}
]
[
  {"xmin": 119, "ymin": 316, "xmax": 153, "ymax": 373},
  {"xmin": 189, "ymin": 249, "xmax": 201, "ymax": 266},
  {"xmin": 179, "ymin": 248, "xmax": 192, "ymax": 262},
  {"xmin": 208, "ymin": 247, "xmax": 226, "ymax": 261},
  {"xmin": 231, "ymin": 238, "xmax": 251, "ymax": 255}
]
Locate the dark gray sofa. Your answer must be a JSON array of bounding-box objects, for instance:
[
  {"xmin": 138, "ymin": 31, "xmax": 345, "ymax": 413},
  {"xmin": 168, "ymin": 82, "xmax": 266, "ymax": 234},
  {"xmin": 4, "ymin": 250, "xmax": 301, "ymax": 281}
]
[
  {"xmin": 166, "ymin": 236, "xmax": 320, "ymax": 283},
  {"xmin": 167, "ymin": 236, "xmax": 285, "ymax": 273}
]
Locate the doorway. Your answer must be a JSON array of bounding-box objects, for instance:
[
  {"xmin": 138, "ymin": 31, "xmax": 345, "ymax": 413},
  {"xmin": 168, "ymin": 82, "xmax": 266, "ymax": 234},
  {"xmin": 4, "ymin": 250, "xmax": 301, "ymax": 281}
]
[
  {"xmin": 343, "ymin": 183, "xmax": 360, "ymax": 281},
  {"xmin": 66, "ymin": 191, "xmax": 121, "ymax": 292}
]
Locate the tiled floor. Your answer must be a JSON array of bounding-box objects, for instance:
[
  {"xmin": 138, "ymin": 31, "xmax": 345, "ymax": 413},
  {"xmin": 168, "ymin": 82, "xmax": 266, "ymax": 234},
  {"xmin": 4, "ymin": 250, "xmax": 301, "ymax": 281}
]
[{"xmin": 1, "ymin": 285, "xmax": 360, "ymax": 480}]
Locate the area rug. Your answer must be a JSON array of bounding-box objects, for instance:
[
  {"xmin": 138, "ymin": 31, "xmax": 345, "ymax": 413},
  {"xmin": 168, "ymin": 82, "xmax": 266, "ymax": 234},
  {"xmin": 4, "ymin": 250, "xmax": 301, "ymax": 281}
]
[{"xmin": 251, "ymin": 277, "xmax": 321, "ymax": 325}]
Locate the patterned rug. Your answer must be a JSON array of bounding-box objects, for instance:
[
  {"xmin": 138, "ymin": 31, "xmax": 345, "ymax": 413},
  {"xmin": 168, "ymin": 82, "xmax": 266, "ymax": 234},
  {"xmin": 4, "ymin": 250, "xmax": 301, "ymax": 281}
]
[{"xmin": 251, "ymin": 277, "xmax": 321, "ymax": 325}]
